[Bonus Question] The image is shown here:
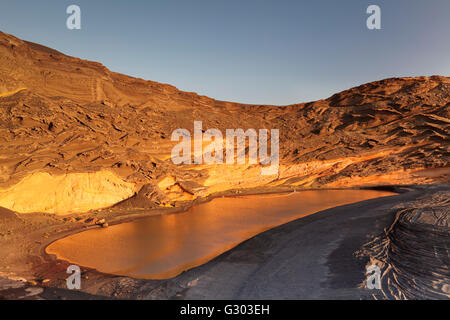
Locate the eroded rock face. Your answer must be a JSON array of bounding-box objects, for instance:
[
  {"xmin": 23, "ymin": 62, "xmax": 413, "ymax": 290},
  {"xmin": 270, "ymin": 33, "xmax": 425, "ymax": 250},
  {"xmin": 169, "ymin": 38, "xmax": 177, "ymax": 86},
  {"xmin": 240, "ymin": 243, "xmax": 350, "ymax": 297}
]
[
  {"xmin": 385, "ymin": 192, "xmax": 449, "ymax": 299},
  {"xmin": 360, "ymin": 191, "xmax": 450, "ymax": 300},
  {"xmin": 0, "ymin": 171, "xmax": 136, "ymax": 214},
  {"xmin": 0, "ymin": 30, "xmax": 448, "ymax": 214}
]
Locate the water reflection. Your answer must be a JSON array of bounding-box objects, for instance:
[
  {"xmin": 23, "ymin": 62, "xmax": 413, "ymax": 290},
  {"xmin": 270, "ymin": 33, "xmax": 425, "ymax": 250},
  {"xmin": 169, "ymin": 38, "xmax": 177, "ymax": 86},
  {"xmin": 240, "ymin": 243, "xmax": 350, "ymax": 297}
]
[{"xmin": 46, "ymin": 190, "xmax": 395, "ymax": 279}]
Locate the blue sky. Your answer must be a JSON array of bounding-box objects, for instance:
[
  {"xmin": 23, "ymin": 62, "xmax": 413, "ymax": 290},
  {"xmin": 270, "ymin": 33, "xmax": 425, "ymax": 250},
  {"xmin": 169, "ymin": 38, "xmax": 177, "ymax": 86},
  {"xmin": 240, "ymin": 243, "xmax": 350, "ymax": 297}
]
[{"xmin": 1, "ymin": 0, "xmax": 449, "ymax": 105}]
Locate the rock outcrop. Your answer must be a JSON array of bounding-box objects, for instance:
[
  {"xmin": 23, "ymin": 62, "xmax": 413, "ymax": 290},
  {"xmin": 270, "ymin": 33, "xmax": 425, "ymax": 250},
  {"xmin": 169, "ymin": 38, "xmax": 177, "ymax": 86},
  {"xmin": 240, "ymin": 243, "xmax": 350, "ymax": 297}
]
[{"xmin": 360, "ymin": 190, "xmax": 449, "ymax": 299}]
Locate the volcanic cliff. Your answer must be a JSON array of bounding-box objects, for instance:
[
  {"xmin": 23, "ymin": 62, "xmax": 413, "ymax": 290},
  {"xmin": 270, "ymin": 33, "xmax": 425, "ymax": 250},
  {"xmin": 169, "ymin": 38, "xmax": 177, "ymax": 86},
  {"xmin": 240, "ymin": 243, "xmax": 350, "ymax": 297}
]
[{"xmin": 0, "ymin": 31, "xmax": 448, "ymax": 214}]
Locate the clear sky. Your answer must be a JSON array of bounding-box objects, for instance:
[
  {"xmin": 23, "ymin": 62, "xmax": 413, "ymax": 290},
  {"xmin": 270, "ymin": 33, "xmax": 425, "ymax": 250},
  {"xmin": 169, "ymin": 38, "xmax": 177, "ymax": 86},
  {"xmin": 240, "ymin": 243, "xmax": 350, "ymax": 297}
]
[{"xmin": 1, "ymin": 0, "xmax": 449, "ymax": 105}]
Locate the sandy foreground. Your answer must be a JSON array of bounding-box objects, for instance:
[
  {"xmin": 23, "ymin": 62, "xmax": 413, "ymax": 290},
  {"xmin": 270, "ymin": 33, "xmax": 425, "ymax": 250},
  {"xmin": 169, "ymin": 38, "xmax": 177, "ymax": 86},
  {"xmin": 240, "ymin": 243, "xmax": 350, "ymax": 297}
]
[{"xmin": 0, "ymin": 183, "xmax": 448, "ymax": 300}]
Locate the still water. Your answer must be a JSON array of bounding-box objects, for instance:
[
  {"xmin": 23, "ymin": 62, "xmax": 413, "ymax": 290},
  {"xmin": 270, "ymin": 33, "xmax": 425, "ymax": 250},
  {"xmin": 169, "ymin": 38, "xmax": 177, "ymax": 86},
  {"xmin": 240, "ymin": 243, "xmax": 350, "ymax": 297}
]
[{"xmin": 46, "ymin": 190, "xmax": 395, "ymax": 279}]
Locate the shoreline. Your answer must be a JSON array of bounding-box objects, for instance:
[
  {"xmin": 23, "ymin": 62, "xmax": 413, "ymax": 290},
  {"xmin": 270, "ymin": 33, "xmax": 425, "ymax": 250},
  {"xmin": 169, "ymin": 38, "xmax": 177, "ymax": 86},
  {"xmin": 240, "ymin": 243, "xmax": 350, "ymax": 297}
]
[
  {"xmin": 0, "ymin": 184, "xmax": 447, "ymax": 299},
  {"xmin": 40, "ymin": 185, "xmax": 405, "ymax": 263},
  {"xmin": 40, "ymin": 185, "xmax": 407, "ymax": 263}
]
